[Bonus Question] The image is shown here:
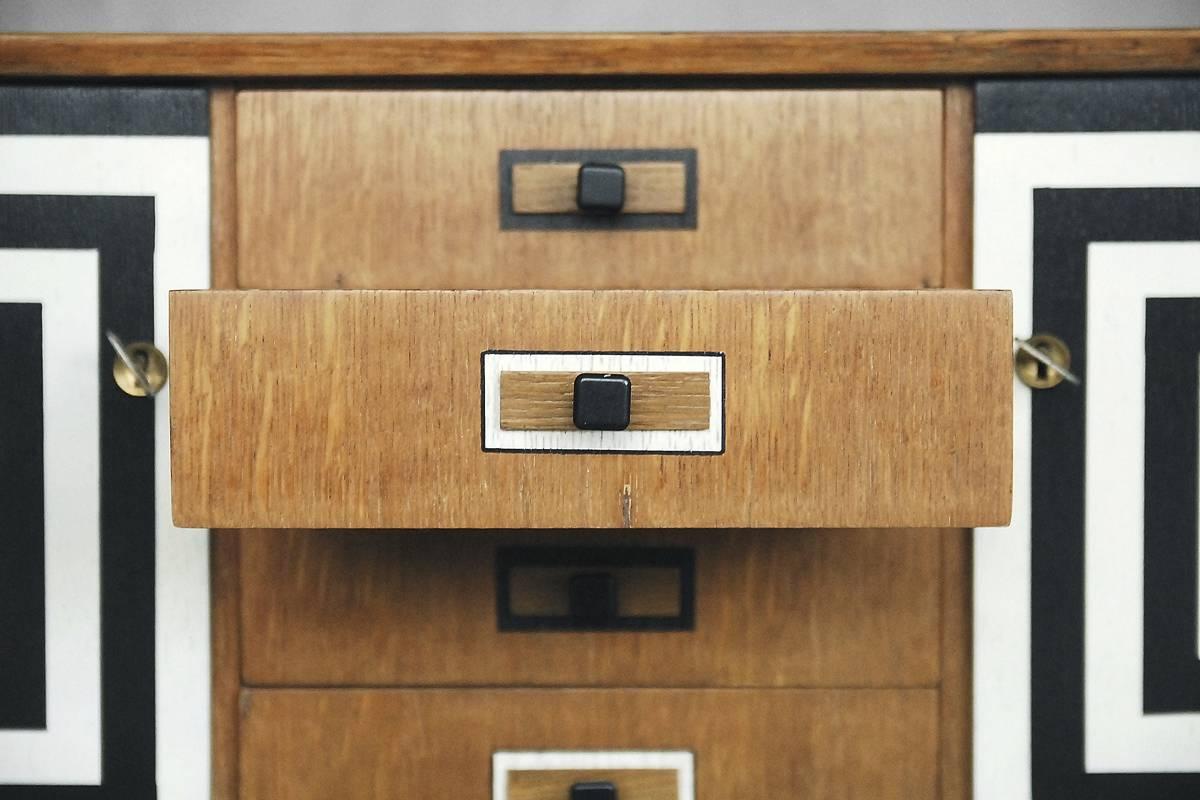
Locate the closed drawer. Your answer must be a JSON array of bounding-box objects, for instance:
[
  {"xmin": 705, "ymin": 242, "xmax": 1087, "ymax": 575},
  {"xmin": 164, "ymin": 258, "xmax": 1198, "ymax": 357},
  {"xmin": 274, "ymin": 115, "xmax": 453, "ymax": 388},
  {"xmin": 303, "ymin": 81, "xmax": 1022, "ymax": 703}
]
[
  {"xmin": 240, "ymin": 530, "xmax": 942, "ymax": 687},
  {"xmin": 168, "ymin": 289, "xmax": 1012, "ymax": 529},
  {"xmin": 235, "ymin": 89, "xmax": 944, "ymax": 290},
  {"xmin": 239, "ymin": 688, "xmax": 938, "ymax": 800}
]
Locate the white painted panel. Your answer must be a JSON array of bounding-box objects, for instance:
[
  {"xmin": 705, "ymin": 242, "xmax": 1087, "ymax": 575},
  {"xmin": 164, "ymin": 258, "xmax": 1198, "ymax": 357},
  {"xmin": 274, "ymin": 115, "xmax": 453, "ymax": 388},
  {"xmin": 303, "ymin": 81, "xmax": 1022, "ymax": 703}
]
[
  {"xmin": 492, "ymin": 750, "xmax": 694, "ymax": 800},
  {"xmin": 482, "ymin": 352, "xmax": 723, "ymax": 453},
  {"xmin": 0, "ymin": 135, "xmax": 211, "ymax": 798},
  {"xmin": 0, "ymin": 249, "xmax": 102, "ymax": 785},
  {"xmin": 973, "ymin": 131, "xmax": 1200, "ymax": 799},
  {"xmin": 1084, "ymin": 241, "xmax": 1200, "ymax": 772}
]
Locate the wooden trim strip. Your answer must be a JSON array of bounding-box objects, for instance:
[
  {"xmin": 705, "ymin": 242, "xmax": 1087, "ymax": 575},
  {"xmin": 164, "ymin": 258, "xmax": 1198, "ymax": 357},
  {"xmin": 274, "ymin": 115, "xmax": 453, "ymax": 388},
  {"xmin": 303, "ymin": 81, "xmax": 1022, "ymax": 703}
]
[
  {"xmin": 508, "ymin": 769, "xmax": 678, "ymax": 800},
  {"xmin": 939, "ymin": 86, "xmax": 974, "ymax": 800},
  {"xmin": 512, "ymin": 162, "xmax": 687, "ymax": 215},
  {"xmin": 499, "ymin": 371, "xmax": 710, "ymax": 431},
  {"xmin": 1, "ymin": 31, "xmax": 1197, "ymax": 78},
  {"xmin": 206, "ymin": 87, "xmax": 241, "ymax": 800}
]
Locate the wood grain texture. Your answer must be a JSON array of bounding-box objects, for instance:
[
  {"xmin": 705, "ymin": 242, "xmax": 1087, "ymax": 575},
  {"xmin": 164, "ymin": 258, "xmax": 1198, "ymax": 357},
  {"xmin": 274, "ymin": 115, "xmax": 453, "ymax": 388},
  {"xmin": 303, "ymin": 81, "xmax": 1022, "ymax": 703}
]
[
  {"xmin": 235, "ymin": 90, "xmax": 944, "ymax": 290},
  {"xmin": 942, "ymin": 84, "xmax": 974, "ymax": 292},
  {"xmin": 169, "ymin": 289, "xmax": 1012, "ymax": 529},
  {"xmin": 939, "ymin": 87, "xmax": 975, "ymax": 800},
  {"xmin": 941, "ymin": 528, "xmax": 973, "ymax": 800},
  {"xmin": 207, "ymin": 87, "xmax": 241, "ymax": 800},
  {"xmin": 512, "ymin": 162, "xmax": 686, "ymax": 214},
  {"xmin": 2, "ymin": 31, "xmax": 1198, "ymax": 78},
  {"xmin": 238, "ymin": 529, "xmax": 941, "ymax": 687},
  {"xmin": 239, "ymin": 688, "xmax": 939, "ymax": 800},
  {"xmin": 500, "ymin": 371, "xmax": 709, "ymax": 431},
  {"xmin": 508, "ymin": 769, "xmax": 676, "ymax": 800}
]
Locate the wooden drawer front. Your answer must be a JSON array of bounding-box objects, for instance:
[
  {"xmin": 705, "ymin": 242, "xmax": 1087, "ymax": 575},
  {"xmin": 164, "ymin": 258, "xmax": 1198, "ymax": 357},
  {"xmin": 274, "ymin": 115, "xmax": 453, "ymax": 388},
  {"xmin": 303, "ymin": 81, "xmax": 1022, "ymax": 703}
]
[
  {"xmin": 169, "ymin": 289, "xmax": 1011, "ymax": 529},
  {"xmin": 240, "ymin": 688, "xmax": 938, "ymax": 800},
  {"xmin": 240, "ymin": 530, "xmax": 940, "ymax": 687},
  {"xmin": 236, "ymin": 89, "xmax": 944, "ymax": 290}
]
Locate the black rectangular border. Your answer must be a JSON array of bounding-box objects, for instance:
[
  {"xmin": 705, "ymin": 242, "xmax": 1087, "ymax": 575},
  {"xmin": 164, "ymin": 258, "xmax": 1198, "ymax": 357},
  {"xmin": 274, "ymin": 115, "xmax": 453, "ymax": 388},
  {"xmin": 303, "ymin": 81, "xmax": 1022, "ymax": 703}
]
[
  {"xmin": 1030, "ymin": 187, "xmax": 1200, "ymax": 797},
  {"xmin": 0, "ymin": 302, "xmax": 47, "ymax": 729},
  {"xmin": 480, "ymin": 349, "xmax": 726, "ymax": 455},
  {"xmin": 496, "ymin": 546, "xmax": 695, "ymax": 632},
  {"xmin": 1143, "ymin": 297, "xmax": 1200, "ymax": 712},
  {"xmin": 0, "ymin": 86, "xmax": 208, "ymax": 136},
  {"xmin": 499, "ymin": 148, "xmax": 698, "ymax": 231},
  {"xmin": 0, "ymin": 195, "xmax": 157, "ymax": 798},
  {"xmin": 977, "ymin": 78, "xmax": 1200, "ymax": 133}
]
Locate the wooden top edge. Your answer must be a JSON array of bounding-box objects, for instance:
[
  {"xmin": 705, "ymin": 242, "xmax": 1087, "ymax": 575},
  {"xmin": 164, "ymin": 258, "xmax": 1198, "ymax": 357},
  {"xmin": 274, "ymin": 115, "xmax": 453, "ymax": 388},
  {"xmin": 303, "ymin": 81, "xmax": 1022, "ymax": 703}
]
[
  {"xmin": 169, "ymin": 288, "xmax": 1011, "ymax": 297},
  {"xmin": 1, "ymin": 30, "xmax": 1197, "ymax": 78}
]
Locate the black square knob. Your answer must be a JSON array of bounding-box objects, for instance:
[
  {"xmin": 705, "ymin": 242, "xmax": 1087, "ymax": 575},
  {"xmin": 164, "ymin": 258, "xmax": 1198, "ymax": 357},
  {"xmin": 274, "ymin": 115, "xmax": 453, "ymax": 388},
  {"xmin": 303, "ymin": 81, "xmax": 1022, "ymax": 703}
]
[
  {"xmin": 572, "ymin": 373, "xmax": 631, "ymax": 431},
  {"xmin": 576, "ymin": 162, "xmax": 625, "ymax": 213},
  {"xmin": 568, "ymin": 572, "xmax": 618, "ymax": 627},
  {"xmin": 571, "ymin": 781, "xmax": 617, "ymax": 800}
]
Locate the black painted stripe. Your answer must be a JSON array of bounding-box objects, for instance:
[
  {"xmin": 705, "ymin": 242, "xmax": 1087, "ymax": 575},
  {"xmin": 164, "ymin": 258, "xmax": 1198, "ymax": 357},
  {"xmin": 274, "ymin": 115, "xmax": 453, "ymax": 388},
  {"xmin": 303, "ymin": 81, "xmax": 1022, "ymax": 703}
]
[
  {"xmin": 0, "ymin": 86, "xmax": 208, "ymax": 136},
  {"xmin": 0, "ymin": 302, "xmax": 46, "ymax": 730},
  {"xmin": 1031, "ymin": 187, "xmax": 1200, "ymax": 797},
  {"xmin": 1144, "ymin": 297, "xmax": 1200, "ymax": 712},
  {"xmin": 0, "ymin": 195, "xmax": 156, "ymax": 798},
  {"xmin": 977, "ymin": 78, "xmax": 1200, "ymax": 133}
]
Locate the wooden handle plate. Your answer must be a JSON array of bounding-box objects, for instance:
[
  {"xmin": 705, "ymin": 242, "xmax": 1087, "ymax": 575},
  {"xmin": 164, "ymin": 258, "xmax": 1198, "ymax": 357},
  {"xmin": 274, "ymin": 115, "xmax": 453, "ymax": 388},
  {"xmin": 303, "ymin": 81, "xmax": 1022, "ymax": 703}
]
[{"xmin": 511, "ymin": 162, "xmax": 688, "ymax": 214}]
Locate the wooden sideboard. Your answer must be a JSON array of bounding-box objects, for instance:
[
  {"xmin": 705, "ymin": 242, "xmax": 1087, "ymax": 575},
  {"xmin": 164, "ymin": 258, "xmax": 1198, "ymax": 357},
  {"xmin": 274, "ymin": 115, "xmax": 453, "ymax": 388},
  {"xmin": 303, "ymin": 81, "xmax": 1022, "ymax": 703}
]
[{"xmin": 3, "ymin": 30, "xmax": 1197, "ymax": 800}]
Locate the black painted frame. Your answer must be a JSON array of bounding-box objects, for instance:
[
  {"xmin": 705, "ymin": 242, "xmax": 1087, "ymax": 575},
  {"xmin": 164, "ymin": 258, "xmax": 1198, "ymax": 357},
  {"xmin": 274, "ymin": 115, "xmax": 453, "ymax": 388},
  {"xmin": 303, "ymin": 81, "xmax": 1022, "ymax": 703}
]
[
  {"xmin": 496, "ymin": 546, "xmax": 696, "ymax": 632},
  {"xmin": 1144, "ymin": 297, "xmax": 1200, "ymax": 712},
  {"xmin": 0, "ymin": 195, "xmax": 157, "ymax": 799},
  {"xmin": 1030, "ymin": 187, "xmax": 1200, "ymax": 797},
  {"xmin": 977, "ymin": 78, "xmax": 1200, "ymax": 133},
  {"xmin": 0, "ymin": 302, "xmax": 46, "ymax": 729}
]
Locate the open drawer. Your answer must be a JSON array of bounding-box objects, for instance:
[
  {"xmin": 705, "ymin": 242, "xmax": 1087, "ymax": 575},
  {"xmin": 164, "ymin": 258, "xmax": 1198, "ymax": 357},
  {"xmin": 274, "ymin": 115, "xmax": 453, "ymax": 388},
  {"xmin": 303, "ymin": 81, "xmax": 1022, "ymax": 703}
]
[{"xmin": 168, "ymin": 289, "xmax": 1011, "ymax": 529}]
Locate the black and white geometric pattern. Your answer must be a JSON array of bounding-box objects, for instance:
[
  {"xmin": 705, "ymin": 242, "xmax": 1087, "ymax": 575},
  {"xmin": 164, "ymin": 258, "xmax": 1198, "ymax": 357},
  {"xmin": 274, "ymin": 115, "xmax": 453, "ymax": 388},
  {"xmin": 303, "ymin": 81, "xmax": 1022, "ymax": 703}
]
[
  {"xmin": 0, "ymin": 88, "xmax": 210, "ymax": 799},
  {"xmin": 975, "ymin": 79, "xmax": 1200, "ymax": 799}
]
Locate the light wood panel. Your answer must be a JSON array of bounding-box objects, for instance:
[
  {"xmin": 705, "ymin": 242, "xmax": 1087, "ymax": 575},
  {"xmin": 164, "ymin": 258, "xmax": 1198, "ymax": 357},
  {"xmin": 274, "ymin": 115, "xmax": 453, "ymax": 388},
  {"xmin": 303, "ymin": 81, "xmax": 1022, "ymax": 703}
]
[
  {"xmin": 511, "ymin": 162, "xmax": 687, "ymax": 214},
  {"xmin": 239, "ymin": 529, "xmax": 941, "ymax": 687},
  {"xmin": 235, "ymin": 90, "xmax": 944, "ymax": 290},
  {"xmin": 500, "ymin": 371, "xmax": 709, "ymax": 431},
  {"xmin": 508, "ymin": 770, "xmax": 676, "ymax": 800},
  {"xmin": 4, "ymin": 32, "xmax": 1199, "ymax": 78},
  {"xmin": 239, "ymin": 688, "xmax": 938, "ymax": 800},
  {"xmin": 169, "ymin": 289, "xmax": 1012, "ymax": 529}
]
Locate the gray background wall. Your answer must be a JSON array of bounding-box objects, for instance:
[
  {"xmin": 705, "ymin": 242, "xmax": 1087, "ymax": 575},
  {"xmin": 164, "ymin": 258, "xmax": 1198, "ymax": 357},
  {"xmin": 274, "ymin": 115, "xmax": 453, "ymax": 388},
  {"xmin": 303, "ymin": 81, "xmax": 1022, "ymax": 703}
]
[{"xmin": 2, "ymin": 0, "xmax": 1198, "ymax": 33}]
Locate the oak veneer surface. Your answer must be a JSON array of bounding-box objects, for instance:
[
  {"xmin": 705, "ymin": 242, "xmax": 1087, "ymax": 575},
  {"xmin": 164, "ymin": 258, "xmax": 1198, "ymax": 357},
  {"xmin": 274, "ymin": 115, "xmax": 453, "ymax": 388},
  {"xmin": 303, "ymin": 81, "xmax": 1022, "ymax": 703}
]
[
  {"xmin": 239, "ymin": 688, "xmax": 938, "ymax": 800},
  {"xmin": 239, "ymin": 529, "xmax": 941, "ymax": 687},
  {"xmin": 509, "ymin": 770, "xmax": 677, "ymax": 800},
  {"xmin": 236, "ymin": 90, "xmax": 944, "ymax": 290},
  {"xmin": 500, "ymin": 371, "xmax": 710, "ymax": 431},
  {"xmin": 511, "ymin": 162, "xmax": 687, "ymax": 215},
  {"xmin": 2, "ymin": 31, "xmax": 1198, "ymax": 78},
  {"xmin": 169, "ymin": 289, "xmax": 1012, "ymax": 529}
]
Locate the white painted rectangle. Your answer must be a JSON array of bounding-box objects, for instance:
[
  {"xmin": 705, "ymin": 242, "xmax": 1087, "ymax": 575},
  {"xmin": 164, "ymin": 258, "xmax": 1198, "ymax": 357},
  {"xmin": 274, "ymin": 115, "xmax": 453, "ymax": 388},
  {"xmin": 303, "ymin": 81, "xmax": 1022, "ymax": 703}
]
[
  {"xmin": 482, "ymin": 351, "xmax": 724, "ymax": 453},
  {"xmin": 0, "ymin": 249, "xmax": 102, "ymax": 785},
  {"xmin": 492, "ymin": 750, "xmax": 694, "ymax": 800}
]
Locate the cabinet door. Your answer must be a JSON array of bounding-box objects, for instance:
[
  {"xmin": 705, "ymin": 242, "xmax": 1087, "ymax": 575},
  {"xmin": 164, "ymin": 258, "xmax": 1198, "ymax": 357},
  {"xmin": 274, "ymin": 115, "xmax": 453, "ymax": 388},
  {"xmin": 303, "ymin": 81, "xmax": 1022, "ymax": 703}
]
[
  {"xmin": 0, "ymin": 87, "xmax": 211, "ymax": 800},
  {"xmin": 974, "ymin": 77, "xmax": 1200, "ymax": 798}
]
